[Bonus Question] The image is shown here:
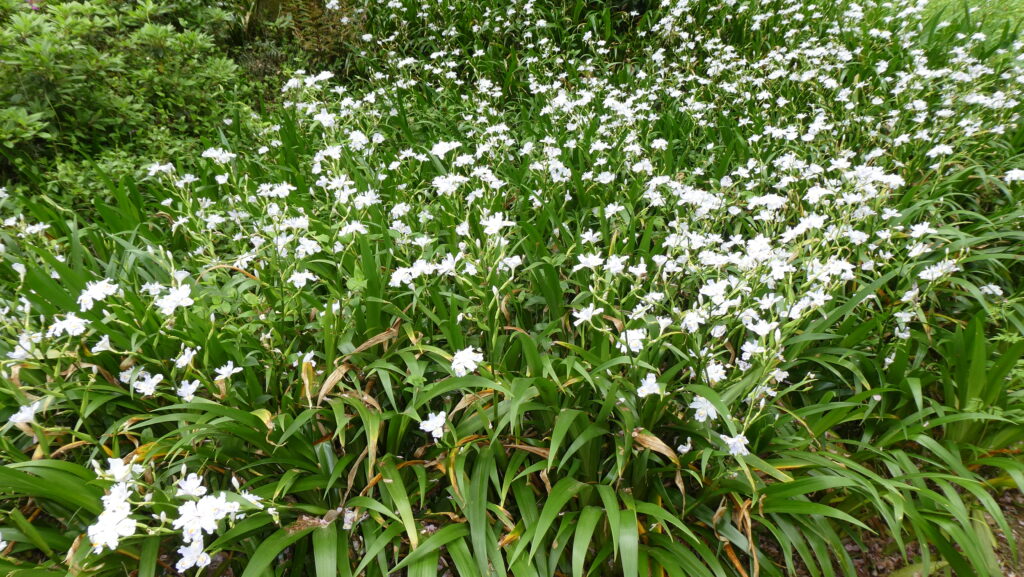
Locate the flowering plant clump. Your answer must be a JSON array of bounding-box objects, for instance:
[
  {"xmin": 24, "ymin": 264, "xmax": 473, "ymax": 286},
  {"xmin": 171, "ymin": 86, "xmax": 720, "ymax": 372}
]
[
  {"xmin": 1, "ymin": 0, "xmax": 1023, "ymax": 574},
  {"xmin": 83, "ymin": 459, "xmax": 263, "ymax": 571}
]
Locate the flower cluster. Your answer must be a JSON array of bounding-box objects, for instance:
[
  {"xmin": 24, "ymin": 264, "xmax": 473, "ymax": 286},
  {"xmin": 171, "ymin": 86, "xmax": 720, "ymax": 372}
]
[{"xmin": 86, "ymin": 461, "xmax": 263, "ymax": 572}]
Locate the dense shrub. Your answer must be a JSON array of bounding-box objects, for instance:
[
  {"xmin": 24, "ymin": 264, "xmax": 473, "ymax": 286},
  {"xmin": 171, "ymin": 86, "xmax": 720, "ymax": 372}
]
[{"xmin": 0, "ymin": 0, "xmax": 248, "ymax": 191}]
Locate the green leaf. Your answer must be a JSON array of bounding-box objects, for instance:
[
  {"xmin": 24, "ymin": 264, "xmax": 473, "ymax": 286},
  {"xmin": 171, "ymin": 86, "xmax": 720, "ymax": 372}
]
[
  {"xmin": 7, "ymin": 508, "xmax": 52, "ymax": 557},
  {"xmin": 572, "ymin": 507, "xmax": 604, "ymax": 577},
  {"xmin": 312, "ymin": 524, "xmax": 338, "ymax": 577},
  {"xmin": 524, "ymin": 477, "xmax": 585, "ymax": 563},
  {"xmin": 618, "ymin": 503, "xmax": 640, "ymax": 577},
  {"xmin": 0, "ymin": 465, "xmax": 101, "ymax": 514},
  {"xmin": 239, "ymin": 527, "xmax": 315, "ymax": 577},
  {"xmin": 390, "ymin": 524, "xmax": 470, "ymax": 573},
  {"xmin": 138, "ymin": 535, "xmax": 161, "ymax": 577},
  {"xmin": 468, "ymin": 448, "xmax": 494, "ymax": 576},
  {"xmin": 762, "ymin": 476, "xmax": 859, "ymax": 500},
  {"xmin": 762, "ymin": 500, "xmax": 870, "ymax": 531},
  {"xmin": 379, "ymin": 459, "xmax": 420, "ymax": 549},
  {"xmin": 547, "ymin": 409, "xmax": 581, "ymax": 471}
]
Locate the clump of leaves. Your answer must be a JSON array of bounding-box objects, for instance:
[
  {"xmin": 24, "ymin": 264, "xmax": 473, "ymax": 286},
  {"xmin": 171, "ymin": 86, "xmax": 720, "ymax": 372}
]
[{"xmin": 0, "ymin": 0, "xmax": 249, "ymax": 192}]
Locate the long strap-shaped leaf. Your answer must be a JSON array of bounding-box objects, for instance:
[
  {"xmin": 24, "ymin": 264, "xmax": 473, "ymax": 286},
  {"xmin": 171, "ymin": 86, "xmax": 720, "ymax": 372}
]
[
  {"xmin": 0, "ymin": 465, "xmax": 101, "ymax": 515},
  {"xmin": 508, "ymin": 477, "xmax": 585, "ymax": 566},
  {"xmin": 239, "ymin": 527, "xmax": 315, "ymax": 577}
]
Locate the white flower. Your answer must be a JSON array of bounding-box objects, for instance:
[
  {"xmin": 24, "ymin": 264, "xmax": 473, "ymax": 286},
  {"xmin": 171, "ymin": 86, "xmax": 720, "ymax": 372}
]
[
  {"xmin": 689, "ymin": 396, "xmax": 717, "ymax": 423},
  {"xmin": 78, "ymin": 279, "xmax": 119, "ymax": 311},
  {"xmin": 119, "ymin": 368, "xmax": 139, "ymax": 385},
  {"xmin": 749, "ymin": 385, "xmax": 778, "ymax": 408},
  {"xmin": 348, "ymin": 130, "xmax": 369, "ymax": 150},
  {"xmin": 720, "ymin": 434, "xmax": 750, "ymax": 456},
  {"xmin": 605, "ymin": 203, "xmax": 625, "ymax": 217},
  {"xmin": 176, "ymin": 540, "xmax": 212, "ymax": 573},
  {"xmin": 918, "ymin": 259, "xmax": 960, "ymax": 281},
  {"xmin": 46, "ymin": 313, "xmax": 90, "ymax": 338},
  {"xmin": 7, "ymin": 332, "xmax": 41, "ymax": 361},
  {"xmin": 173, "ymin": 501, "xmax": 218, "ymax": 544},
  {"xmin": 133, "ymin": 372, "xmax": 163, "ymax": 396},
  {"xmin": 682, "ymin": 310, "xmax": 707, "ymax": 333},
  {"xmin": 747, "ymin": 320, "xmax": 778, "ymax": 338},
  {"xmin": 175, "ymin": 174, "xmax": 198, "ymax": 188},
  {"xmin": 177, "ymin": 380, "xmax": 201, "ymax": 402},
  {"xmin": 94, "ymin": 335, "xmax": 113, "ymax": 353},
  {"xmin": 419, "ymin": 411, "xmax": 447, "ymax": 439},
  {"xmin": 451, "ymin": 347, "xmax": 483, "ymax": 377},
  {"xmin": 432, "ymin": 174, "xmax": 469, "ymax": 196},
  {"xmin": 499, "ymin": 255, "xmax": 523, "ymax": 273},
  {"xmin": 240, "ymin": 493, "xmax": 264, "ymax": 514},
  {"xmin": 214, "ymin": 361, "xmax": 244, "ymax": 381},
  {"xmin": 87, "ymin": 502, "xmax": 136, "ymax": 554},
  {"xmin": 925, "ymin": 144, "xmax": 953, "ymax": 158},
  {"xmin": 908, "ymin": 223, "xmax": 937, "ymax": 238},
  {"xmin": 676, "ymin": 438, "xmax": 692, "ymax": 455},
  {"xmin": 313, "ymin": 109, "xmax": 337, "ymax": 127},
  {"xmin": 572, "ymin": 252, "xmax": 604, "ymax": 272},
  {"xmin": 147, "ymin": 162, "xmax": 175, "ymax": 176},
  {"xmin": 705, "ymin": 361, "xmax": 727, "ymax": 384},
  {"xmin": 176, "ymin": 473, "xmax": 208, "ymax": 498},
  {"xmin": 616, "ymin": 328, "xmax": 647, "ymax": 354},
  {"xmin": 979, "ymin": 284, "xmax": 1003, "ymax": 296},
  {"xmin": 430, "ymin": 141, "xmax": 461, "ymax": 157},
  {"xmin": 201, "ymin": 147, "xmax": 237, "ymax": 164},
  {"xmin": 238, "ymin": 487, "xmax": 264, "ymax": 509},
  {"xmin": 339, "ymin": 221, "xmax": 368, "ymax": 236},
  {"xmin": 901, "ymin": 285, "xmax": 920, "ymax": 303},
  {"xmin": 1004, "ymin": 168, "xmax": 1024, "ymax": 183},
  {"xmin": 155, "ymin": 285, "xmax": 194, "ymax": 316},
  {"xmin": 636, "ymin": 373, "xmax": 660, "ymax": 398},
  {"xmin": 479, "ymin": 212, "xmax": 515, "ymax": 236},
  {"xmin": 289, "ymin": 270, "xmax": 318, "ymax": 288},
  {"xmin": 173, "ymin": 493, "xmax": 239, "ymax": 545},
  {"xmin": 175, "ymin": 346, "xmax": 200, "ymax": 369},
  {"xmin": 572, "ymin": 304, "xmax": 604, "ymax": 327},
  {"xmin": 295, "ymin": 237, "xmax": 322, "ymax": 259},
  {"xmin": 97, "ymin": 458, "xmax": 144, "ymax": 483},
  {"xmin": 9, "ymin": 400, "xmax": 42, "ymax": 424}
]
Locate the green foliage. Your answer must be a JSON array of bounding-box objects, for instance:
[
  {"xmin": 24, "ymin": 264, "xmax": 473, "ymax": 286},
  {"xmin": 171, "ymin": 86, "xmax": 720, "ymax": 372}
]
[
  {"xmin": 263, "ymin": 0, "xmax": 363, "ymax": 66},
  {"xmin": 0, "ymin": 0, "xmax": 248, "ymax": 192},
  {"xmin": 0, "ymin": 0, "xmax": 1023, "ymax": 575}
]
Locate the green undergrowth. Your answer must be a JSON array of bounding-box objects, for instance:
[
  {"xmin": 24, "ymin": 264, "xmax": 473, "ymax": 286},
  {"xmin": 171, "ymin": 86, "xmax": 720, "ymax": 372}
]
[{"xmin": 0, "ymin": 0, "xmax": 1023, "ymax": 575}]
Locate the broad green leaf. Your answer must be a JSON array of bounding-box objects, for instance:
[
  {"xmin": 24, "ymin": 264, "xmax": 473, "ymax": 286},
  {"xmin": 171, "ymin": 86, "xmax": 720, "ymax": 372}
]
[
  {"xmin": 239, "ymin": 527, "xmax": 315, "ymax": 577},
  {"xmin": 312, "ymin": 524, "xmax": 338, "ymax": 577},
  {"xmin": 389, "ymin": 524, "xmax": 470, "ymax": 573},
  {"xmin": 572, "ymin": 507, "xmax": 604, "ymax": 577}
]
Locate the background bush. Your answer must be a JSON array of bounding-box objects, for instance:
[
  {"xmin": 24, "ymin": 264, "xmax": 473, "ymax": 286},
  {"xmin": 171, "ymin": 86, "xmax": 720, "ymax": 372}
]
[{"xmin": 0, "ymin": 0, "xmax": 255, "ymax": 197}]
